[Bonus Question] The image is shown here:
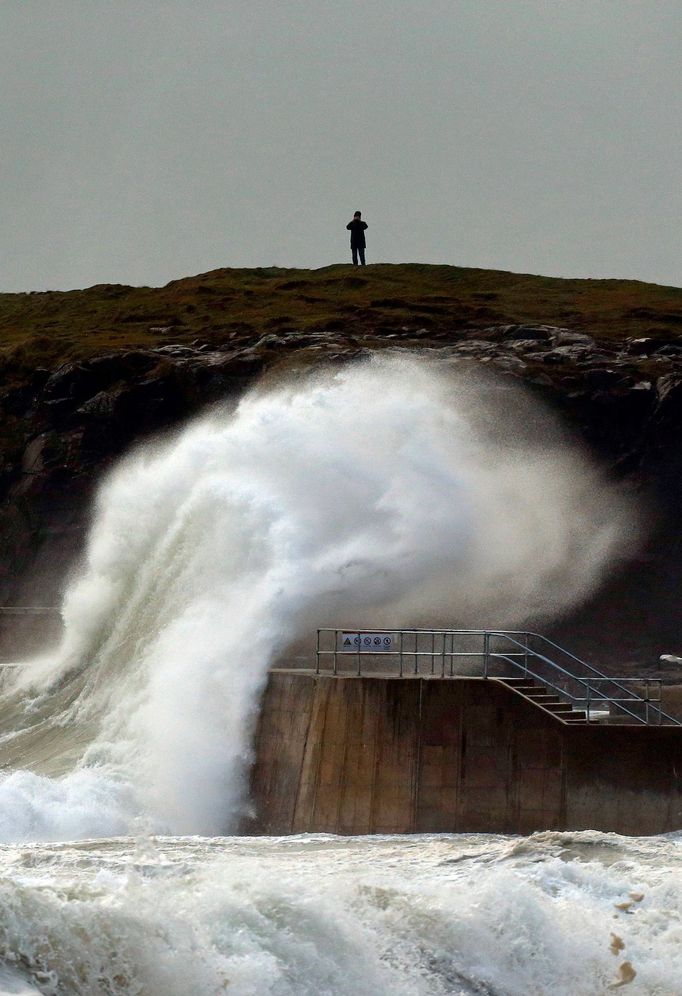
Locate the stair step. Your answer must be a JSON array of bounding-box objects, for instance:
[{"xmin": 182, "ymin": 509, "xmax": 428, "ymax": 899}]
[
  {"xmin": 501, "ymin": 680, "xmax": 543, "ymax": 690},
  {"xmin": 500, "ymin": 678, "xmax": 589, "ymax": 722}
]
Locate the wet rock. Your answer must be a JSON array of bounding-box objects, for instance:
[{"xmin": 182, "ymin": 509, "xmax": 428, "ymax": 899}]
[
  {"xmin": 21, "ymin": 435, "xmax": 48, "ymax": 475},
  {"xmin": 492, "ymin": 324, "xmax": 558, "ymax": 342},
  {"xmin": 503, "ymin": 339, "xmax": 539, "ymax": 352},
  {"xmin": 42, "ymin": 362, "xmax": 95, "ymax": 403},
  {"xmin": 582, "ymin": 368, "xmax": 631, "ymax": 390},
  {"xmin": 527, "ymin": 371, "xmax": 555, "ymax": 387},
  {"xmin": 447, "ymin": 340, "xmax": 496, "ymax": 358},
  {"xmin": 490, "ymin": 355, "xmax": 527, "ymax": 373},
  {"xmin": 541, "ymin": 346, "xmax": 593, "ymax": 364},
  {"xmin": 655, "ymin": 373, "xmax": 682, "ymax": 405},
  {"xmin": 651, "ymin": 376, "xmax": 682, "ymax": 448},
  {"xmin": 551, "ymin": 330, "xmax": 594, "ymax": 346},
  {"xmin": 155, "ymin": 345, "xmax": 197, "ymax": 356},
  {"xmin": 627, "ymin": 337, "xmax": 672, "ymax": 356},
  {"xmin": 655, "ymin": 344, "xmax": 682, "ymax": 357},
  {"xmin": 76, "ymin": 390, "xmax": 121, "ymax": 419},
  {"xmin": 0, "ymin": 371, "xmax": 50, "ymax": 416},
  {"xmin": 41, "ymin": 353, "xmax": 156, "ymax": 409}
]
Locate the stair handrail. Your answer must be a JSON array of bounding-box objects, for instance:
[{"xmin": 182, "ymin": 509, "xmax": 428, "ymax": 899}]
[
  {"xmin": 314, "ymin": 627, "xmax": 682, "ymax": 726},
  {"xmin": 489, "ymin": 650, "xmax": 650, "ymax": 725},
  {"xmin": 517, "ymin": 631, "xmax": 681, "ymax": 726},
  {"xmin": 487, "ymin": 632, "xmax": 665, "ymax": 725},
  {"xmin": 491, "ymin": 651, "xmax": 590, "ymax": 704}
]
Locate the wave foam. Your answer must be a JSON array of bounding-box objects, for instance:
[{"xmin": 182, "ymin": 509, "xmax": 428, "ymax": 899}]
[{"xmin": 0, "ymin": 356, "xmax": 635, "ymax": 837}]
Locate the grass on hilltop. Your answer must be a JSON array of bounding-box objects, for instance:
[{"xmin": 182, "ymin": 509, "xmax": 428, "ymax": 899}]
[{"xmin": 0, "ymin": 264, "xmax": 681, "ymax": 375}]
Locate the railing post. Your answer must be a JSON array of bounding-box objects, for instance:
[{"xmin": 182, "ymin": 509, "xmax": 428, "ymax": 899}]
[{"xmin": 314, "ymin": 629, "xmax": 682, "ymax": 727}]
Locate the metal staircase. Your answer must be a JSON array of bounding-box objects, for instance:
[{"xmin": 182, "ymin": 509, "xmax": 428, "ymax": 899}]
[
  {"xmin": 498, "ymin": 677, "xmax": 588, "ymax": 724},
  {"xmin": 315, "ymin": 628, "xmax": 682, "ymax": 727}
]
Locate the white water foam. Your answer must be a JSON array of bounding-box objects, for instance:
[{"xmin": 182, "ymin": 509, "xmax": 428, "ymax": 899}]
[
  {"xmin": 0, "ymin": 832, "xmax": 680, "ymax": 995},
  {"xmin": 0, "ymin": 355, "xmax": 635, "ymax": 839}
]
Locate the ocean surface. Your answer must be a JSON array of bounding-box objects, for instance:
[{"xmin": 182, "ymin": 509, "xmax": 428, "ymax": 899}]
[
  {"xmin": 0, "ymin": 359, "xmax": 657, "ymax": 994},
  {"xmin": 0, "ymin": 831, "xmax": 680, "ymax": 995}
]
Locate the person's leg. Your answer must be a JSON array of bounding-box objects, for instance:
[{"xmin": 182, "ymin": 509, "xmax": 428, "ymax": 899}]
[
  {"xmin": 352, "ymin": 246, "xmax": 358, "ymax": 265},
  {"xmin": 358, "ymin": 247, "xmax": 366, "ymax": 266}
]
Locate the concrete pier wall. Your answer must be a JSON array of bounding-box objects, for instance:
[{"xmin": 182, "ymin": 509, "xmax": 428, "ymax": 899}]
[{"xmin": 245, "ymin": 671, "xmax": 682, "ymax": 836}]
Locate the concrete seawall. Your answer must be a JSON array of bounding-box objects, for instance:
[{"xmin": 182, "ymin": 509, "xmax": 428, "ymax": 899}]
[{"xmin": 245, "ymin": 671, "xmax": 682, "ymax": 836}]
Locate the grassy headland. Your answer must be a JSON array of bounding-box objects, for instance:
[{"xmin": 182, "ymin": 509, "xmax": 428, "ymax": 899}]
[{"xmin": 1, "ymin": 263, "xmax": 680, "ymax": 372}]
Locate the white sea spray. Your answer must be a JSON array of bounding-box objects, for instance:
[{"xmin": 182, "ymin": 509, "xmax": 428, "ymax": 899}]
[
  {"xmin": 0, "ymin": 355, "xmax": 634, "ymax": 838},
  {"xmin": 0, "ymin": 832, "xmax": 679, "ymax": 996}
]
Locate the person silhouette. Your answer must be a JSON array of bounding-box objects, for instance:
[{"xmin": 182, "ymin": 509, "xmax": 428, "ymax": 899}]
[{"xmin": 346, "ymin": 211, "xmax": 368, "ymax": 266}]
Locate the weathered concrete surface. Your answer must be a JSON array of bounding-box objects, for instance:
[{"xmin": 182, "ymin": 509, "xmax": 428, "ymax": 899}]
[{"xmin": 245, "ymin": 671, "xmax": 682, "ymax": 835}]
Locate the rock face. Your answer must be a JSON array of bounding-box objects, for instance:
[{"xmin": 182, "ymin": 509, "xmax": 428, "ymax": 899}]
[
  {"xmin": 1, "ymin": 311, "xmax": 681, "ymax": 665},
  {"xmin": 0, "ymin": 345, "xmax": 266, "ymax": 607}
]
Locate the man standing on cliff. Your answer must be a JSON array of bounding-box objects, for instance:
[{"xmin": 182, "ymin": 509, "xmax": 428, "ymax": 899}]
[{"xmin": 346, "ymin": 211, "xmax": 368, "ymax": 266}]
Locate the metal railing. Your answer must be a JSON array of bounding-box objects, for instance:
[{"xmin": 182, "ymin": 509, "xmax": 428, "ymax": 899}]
[{"xmin": 315, "ymin": 628, "xmax": 682, "ymax": 727}]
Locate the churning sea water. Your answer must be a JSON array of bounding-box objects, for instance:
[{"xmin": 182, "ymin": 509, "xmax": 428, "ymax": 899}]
[
  {"xmin": 0, "ymin": 357, "xmax": 655, "ymax": 993},
  {"xmin": 0, "ymin": 831, "xmax": 680, "ymax": 995},
  {"xmin": 0, "ymin": 357, "xmax": 633, "ymax": 840}
]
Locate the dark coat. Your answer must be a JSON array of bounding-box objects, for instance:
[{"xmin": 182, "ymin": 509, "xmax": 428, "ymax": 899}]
[{"xmin": 346, "ymin": 219, "xmax": 368, "ymax": 248}]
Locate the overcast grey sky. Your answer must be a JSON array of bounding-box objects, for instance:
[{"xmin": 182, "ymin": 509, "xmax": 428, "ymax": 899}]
[{"xmin": 1, "ymin": 1, "xmax": 680, "ymax": 291}]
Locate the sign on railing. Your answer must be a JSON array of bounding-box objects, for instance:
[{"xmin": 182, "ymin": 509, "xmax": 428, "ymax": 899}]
[
  {"xmin": 340, "ymin": 632, "xmax": 396, "ymax": 653},
  {"xmin": 315, "ymin": 627, "xmax": 682, "ymax": 727}
]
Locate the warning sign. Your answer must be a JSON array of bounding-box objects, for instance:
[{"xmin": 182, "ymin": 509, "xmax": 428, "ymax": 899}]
[{"xmin": 340, "ymin": 632, "xmax": 396, "ymax": 653}]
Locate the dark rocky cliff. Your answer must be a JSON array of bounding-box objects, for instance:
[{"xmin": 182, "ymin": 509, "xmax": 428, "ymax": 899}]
[{"xmin": 1, "ymin": 264, "xmax": 681, "ymax": 664}]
